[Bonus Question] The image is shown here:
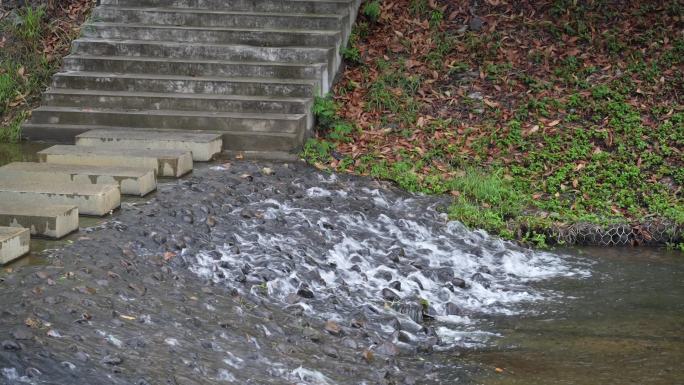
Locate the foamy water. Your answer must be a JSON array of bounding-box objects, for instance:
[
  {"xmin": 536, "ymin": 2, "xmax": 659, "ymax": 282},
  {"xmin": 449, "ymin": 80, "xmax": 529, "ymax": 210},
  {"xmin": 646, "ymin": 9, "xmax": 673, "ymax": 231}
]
[{"xmin": 190, "ymin": 170, "xmax": 589, "ymax": 350}]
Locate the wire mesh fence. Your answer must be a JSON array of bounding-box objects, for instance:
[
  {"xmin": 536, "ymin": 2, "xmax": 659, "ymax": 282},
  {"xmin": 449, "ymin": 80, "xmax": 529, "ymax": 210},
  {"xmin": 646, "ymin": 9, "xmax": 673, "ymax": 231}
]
[{"xmin": 549, "ymin": 220, "xmax": 683, "ymax": 247}]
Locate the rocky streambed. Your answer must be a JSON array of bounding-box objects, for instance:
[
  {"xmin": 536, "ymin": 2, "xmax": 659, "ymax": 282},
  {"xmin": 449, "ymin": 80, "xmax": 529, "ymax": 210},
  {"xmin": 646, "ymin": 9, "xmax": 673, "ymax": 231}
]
[{"xmin": 0, "ymin": 161, "xmax": 586, "ymax": 385}]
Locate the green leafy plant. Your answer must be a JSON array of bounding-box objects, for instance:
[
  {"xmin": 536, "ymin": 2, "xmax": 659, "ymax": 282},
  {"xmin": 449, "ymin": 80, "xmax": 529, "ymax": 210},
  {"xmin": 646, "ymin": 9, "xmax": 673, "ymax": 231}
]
[
  {"xmin": 341, "ymin": 45, "xmax": 362, "ymax": 64},
  {"xmin": 363, "ymin": 0, "xmax": 381, "ymax": 23},
  {"xmin": 312, "ymin": 96, "xmax": 338, "ymax": 129}
]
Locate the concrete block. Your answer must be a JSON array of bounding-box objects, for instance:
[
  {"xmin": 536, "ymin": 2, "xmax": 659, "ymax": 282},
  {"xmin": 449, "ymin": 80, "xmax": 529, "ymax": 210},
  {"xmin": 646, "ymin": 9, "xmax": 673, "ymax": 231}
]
[
  {"xmin": 38, "ymin": 145, "xmax": 193, "ymax": 178},
  {"xmin": 0, "ymin": 162, "xmax": 156, "ymax": 196},
  {"xmin": 0, "ymin": 227, "xmax": 30, "ymax": 265},
  {"xmin": 76, "ymin": 129, "xmax": 222, "ymax": 162},
  {"xmin": 0, "ymin": 204, "xmax": 79, "ymax": 239},
  {"xmin": 0, "ymin": 180, "xmax": 120, "ymax": 216}
]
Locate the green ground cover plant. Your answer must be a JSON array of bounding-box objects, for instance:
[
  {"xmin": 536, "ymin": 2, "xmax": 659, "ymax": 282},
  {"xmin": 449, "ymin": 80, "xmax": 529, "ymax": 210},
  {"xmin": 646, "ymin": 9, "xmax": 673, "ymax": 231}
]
[{"xmin": 303, "ymin": 0, "xmax": 683, "ymax": 247}]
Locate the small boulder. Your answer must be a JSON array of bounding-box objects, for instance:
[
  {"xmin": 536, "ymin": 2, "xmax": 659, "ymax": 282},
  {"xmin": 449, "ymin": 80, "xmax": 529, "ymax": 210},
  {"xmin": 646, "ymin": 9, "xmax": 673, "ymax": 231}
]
[
  {"xmin": 381, "ymin": 288, "xmax": 401, "ymax": 302},
  {"xmin": 297, "ymin": 286, "xmax": 315, "ymax": 299}
]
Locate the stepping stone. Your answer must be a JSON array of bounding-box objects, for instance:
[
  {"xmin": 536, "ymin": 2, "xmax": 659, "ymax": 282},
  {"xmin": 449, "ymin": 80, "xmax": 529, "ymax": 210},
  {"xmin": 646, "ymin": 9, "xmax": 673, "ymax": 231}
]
[
  {"xmin": 76, "ymin": 129, "xmax": 222, "ymax": 162},
  {"xmin": 0, "ymin": 180, "xmax": 120, "ymax": 216},
  {"xmin": 0, "ymin": 204, "xmax": 79, "ymax": 239},
  {"xmin": 38, "ymin": 145, "xmax": 193, "ymax": 177},
  {"xmin": 0, "ymin": 162, "xmax": 156, "ymax": 196},
  {"xmin": 0, "ymin": 227, "xmax": 30, "ymax": 265}
]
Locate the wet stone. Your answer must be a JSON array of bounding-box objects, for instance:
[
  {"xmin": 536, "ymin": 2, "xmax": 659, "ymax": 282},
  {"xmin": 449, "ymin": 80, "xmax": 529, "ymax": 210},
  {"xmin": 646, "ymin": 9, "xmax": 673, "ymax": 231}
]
[
  {"xmin": 381, "ymin": 288, "xmax": 401, "ymax": 302},
  {"xmin": 431, "ymin": 267, "xmax": 454, "ymax": 282},
  {"xmin": 374, "ymin": 270, "xmax": 393, "ymax": 281},
  {"xmin": 451, "ymin": 278, "xmax": 467, "ymax": 289},
  {"xmin": 398, "ymin": 331, "xmax": 417, "ymax": 344},
  {"xmin": 2, "ymin": 340, "xmax": 21, "ymax": 351},
  {"xmin": 375, "ymin": 341, "xmax": 399, "ymax": 357},
  {"xmin": 445, "ymin": 302, "xmax": 462, "ymax": 316},
  {"xmin": 387, "ymin": 248, "xmax": 405, "ymax": 263},
  {"xmin": 393, "ymin": 302, "xmax": 424, "ymax": 324},
  {"xmin": 11, "ymin": 328, "xmax": 32, "ymax": 340},
  {"xmin": 321, "ymin": 345, "xmax": 339, "ymax": 358},
  {"xmin": 471, "ymin": 272, "xmax": 491, "ymax": 288},
  {"xmin": 297, "ymin": 286, "xmax": 315, "ymax": 299},
  {"xmin": 26, "ymin": 368, "xmax": 41, "ymax": 378},
  {"xmin": 102, "ymin": 355, "xmax": 123, "ymax": 365}
]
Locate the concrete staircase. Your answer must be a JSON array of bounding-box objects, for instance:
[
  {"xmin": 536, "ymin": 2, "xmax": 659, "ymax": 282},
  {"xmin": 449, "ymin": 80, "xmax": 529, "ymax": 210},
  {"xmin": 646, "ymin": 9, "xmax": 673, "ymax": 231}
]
[
  {"xmin": 1, "ymin": 0, "xmax": 362, "ymax": 264},
  {"xmin": 22, "ymin": 0, "xmax": 362, "ymax": 158}
]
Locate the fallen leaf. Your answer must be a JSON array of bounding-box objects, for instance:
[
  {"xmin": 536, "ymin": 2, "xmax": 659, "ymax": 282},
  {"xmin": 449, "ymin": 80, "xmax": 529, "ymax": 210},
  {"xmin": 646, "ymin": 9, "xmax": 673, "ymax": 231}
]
[
  {"xmin": 25, "ymin": 317, "xmax": 42, "ymax": 329},
  {"xmin": 483, "ymin": 99, "xmax": 499, "ymax": 108},
  {"xmin": 362, "ymin": 349, "xmax": 374, "ymax": 363}
]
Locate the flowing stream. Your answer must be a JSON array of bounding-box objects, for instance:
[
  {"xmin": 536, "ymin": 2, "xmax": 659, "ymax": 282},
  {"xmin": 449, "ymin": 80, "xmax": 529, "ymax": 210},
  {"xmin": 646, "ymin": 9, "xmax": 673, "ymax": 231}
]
[
  {"xmin": 0, "ymin": 144, "xmax": 681, "ymax": 384},
  {"xmin": 462, "ymin": 247, "xmax": 684, "ymax": 385}
]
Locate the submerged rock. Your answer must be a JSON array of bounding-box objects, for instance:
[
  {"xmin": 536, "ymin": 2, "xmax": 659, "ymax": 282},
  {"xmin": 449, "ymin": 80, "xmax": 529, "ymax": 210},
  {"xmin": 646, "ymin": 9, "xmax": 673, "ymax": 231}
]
[
  {"xmin": 297, "ymin": 286, "xmax": 315, "ymax": 299},
  {"xmin": 392, "ymin": 301, "xmax": 424, "ymax": 324},
  {"xmin": 381, "ymin": 288, "xmax": 401, "ymax": 302},
  {"xmin": 102, "ymin": 355, "xmax": 123, "ymax": 366}
]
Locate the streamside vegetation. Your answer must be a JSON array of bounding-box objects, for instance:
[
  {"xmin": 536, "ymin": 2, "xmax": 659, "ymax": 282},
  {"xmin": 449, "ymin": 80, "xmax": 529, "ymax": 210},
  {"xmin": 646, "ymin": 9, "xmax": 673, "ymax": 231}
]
[
  {"xmin": 304, "ymin": 0, "xmax": 683, "ymax": 248},
  {"xmin": 0, "ymin": 0, "xmax": 94, "ymax": 142}
]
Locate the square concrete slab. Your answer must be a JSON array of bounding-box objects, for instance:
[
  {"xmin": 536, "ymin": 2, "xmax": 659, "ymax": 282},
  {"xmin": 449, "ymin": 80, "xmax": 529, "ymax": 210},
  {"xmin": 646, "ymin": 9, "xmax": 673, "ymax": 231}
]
[{"xmin": 76, "ymin": 129, "xmax": 222, "ymax": 161}]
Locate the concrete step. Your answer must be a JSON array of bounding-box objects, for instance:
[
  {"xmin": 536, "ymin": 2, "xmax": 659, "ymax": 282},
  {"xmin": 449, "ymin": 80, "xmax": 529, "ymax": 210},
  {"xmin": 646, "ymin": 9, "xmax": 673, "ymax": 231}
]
[
  {"xmin": 20, "ymin": 0, "xmax": 362, "ymax": 155},
  {"xmin": 93, "ymin": 7, "xmax": 348, "ymax": 31},
  {"xmin": 42, "ymin": 89, "xmax": 311, "ymax": 115},
  {"xmin": 100, "ymin": 0, "xmax": 354, "ymax": 14},
  {"xmin": 38, "ymin": 145, "xmax": 193, "ymax": 178},
  {"xmin": 22, "ymin": 124, "xmax": 302, "ymax": 152},
  {"xmin": 51, "ymin": 72, "xmax": 320, "ymax": 98},
  {"xmin": 62, "ymin": 56, "xmax": 331, "ymax": 92},
  {"xmin": 0, "ymin": 162, "xmax": 156, "ymax": 196},
  {"xmin": 30, "ymin": 107, "xmax": 307, "ymax": 135},
  {"xmin": 76, "ymin": 129, "xmax": 222, "ymax": 162},
  {"xmin": 0, "ymin": 227, "xmax": 30, "ymax": 265},
  {"xmin": 82, "ymin": 23, "xmax": 342, "ymax": 48},
  {"xmin": 0, "ymin": 180, "xmax": 120, "ymax": 217},
  {"xmin": 71, "ymin": 39, "xmax": 335, "ymax": 68},
  {"xmin": 0, "ymin": 204, "xmax": 79, "ymax": 239}
]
